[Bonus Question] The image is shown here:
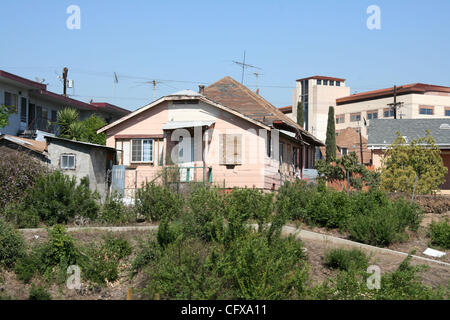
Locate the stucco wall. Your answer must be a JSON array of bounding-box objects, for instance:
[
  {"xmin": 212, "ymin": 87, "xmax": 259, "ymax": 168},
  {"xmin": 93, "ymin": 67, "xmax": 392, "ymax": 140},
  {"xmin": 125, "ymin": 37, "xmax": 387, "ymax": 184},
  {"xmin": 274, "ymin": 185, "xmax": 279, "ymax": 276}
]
[{"xmin": 47, "ymin": 140, "xmax": 110, "ymax": 197}]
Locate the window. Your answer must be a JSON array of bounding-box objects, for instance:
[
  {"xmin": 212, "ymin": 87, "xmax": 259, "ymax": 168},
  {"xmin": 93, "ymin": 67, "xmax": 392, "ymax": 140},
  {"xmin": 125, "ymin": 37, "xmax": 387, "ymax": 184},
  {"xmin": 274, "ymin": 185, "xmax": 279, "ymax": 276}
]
[
  {"xmin": 367, "ymin": 110, "xmax": 378, "ymax": 120},
  {"xmin": 329, "ymin": 80, "xmax": 334, "ymax": 86},
  {"xmin": 60, "ymin": 154, "xmax": 75, "ymax": 169},
  {"xmin": 323, "ymin": 80, "xmax": 328, "ymax": 85},
  {"xmin": 316, "ymin": 79, "xmax": 322, "ymax": 85},
  {"xmin": 383, "ymin": 108, "xmax": 395, "ymax": 118},
  {"xmin": 340, "ymin": 148, "xmax": 348, "ymax": 156},
  {"xmin": 4, "ymin": 92, "xmax": 18, "ymax": 113},
  {"xmin": 131, "ymin": 139, "xmax": 153, "ymax": 162},
  {"xmin": 350, "ymin": 113, "xmax": 361, "ymax": 122},
  {"xmin": 336, "ymin": 114, "xmax": 345, "ymax": 124},
  {"xmin": 51, "ymin": 110, "xmax": 57, "ymax": 122},
  {"xmin": 20, "ymin": 97, "xmax": 27, "ymax": 122},
  {"xmin": 336, "ymin": 81, "xmax": 341, "ymax": 86},
  {"xmin": 219, "ymin": 134, "xmax": 242, "ymax": 165},
  {"xmin": 419, "ymin": 106, "xmax": 433, "ymax": 115},
  {"xmin": 445, "ymin": 108, "xmax": 450, "ymax": 116}
]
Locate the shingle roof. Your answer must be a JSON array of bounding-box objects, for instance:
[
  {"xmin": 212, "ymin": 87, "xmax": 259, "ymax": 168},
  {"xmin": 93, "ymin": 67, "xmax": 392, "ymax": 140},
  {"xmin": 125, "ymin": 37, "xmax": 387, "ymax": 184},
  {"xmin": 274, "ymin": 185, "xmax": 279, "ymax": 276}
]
[
  {"xmin": 204, "ymin": 76, "xmax": 323, "ymax": 145},
  {"xmin": 0, "ymin": 134, "xmax": 47, "ymax": 154},
  {"xmin": 368, "ymin": 119, "xmax": 450, "ymax": 148}
]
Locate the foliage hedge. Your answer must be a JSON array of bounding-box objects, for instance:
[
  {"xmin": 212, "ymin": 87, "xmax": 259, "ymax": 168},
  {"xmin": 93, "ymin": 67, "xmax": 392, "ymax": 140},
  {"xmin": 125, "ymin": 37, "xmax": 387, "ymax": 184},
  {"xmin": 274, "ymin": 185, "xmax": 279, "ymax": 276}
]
[
  {"xmin": 3, "ymin": 171, "xmax": 100, "ymax": 227},
  {"xmin": 428, "ymin": 219, "xmax": 450, "ymax": 249},
  {"xmin": 277, "ymin": 180, "xmax": 422, "ymax": 247}
]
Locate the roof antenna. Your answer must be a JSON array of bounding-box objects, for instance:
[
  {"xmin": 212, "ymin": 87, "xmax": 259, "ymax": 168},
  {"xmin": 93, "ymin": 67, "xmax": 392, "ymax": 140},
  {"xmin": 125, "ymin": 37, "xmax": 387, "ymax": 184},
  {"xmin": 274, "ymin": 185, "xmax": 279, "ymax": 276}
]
[{"xmin": 233, "ymin": 51, "xmax": 261, "ymax": 84}]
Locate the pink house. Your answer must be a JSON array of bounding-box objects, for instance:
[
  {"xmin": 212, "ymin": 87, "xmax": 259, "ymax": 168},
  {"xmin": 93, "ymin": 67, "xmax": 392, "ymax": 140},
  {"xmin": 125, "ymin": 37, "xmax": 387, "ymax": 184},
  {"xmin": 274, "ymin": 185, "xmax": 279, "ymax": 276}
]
[{"xmin": 98, "ymin": 77, "xmax": 323, "ymax": 195}]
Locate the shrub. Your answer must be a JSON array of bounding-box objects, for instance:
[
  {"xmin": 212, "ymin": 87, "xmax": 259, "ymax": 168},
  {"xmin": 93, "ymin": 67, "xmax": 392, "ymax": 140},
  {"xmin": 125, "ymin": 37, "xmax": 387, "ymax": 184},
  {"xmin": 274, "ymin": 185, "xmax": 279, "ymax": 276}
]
[
  {"xmin": 225, "ymin": 188, "xmax": 274, "ymax": 237},
  {"xmin": 39, "ymin": 225, "xmax": 80, "ymax": 276},
  {"xmin": 0, "ymin": 218, "xmax": 26, "ymax": 270},
  {"xmin": 81, "ymin": 235, "xmax": 132, "ymax": 285},
  {"xmin": 324, "ymin": 248, "xmax": 369, "ymax": 272},
  {"xmin": 6, "ymin": 171, "xmax": 100, "ymax": 226},
  {"xmin": 428, "ymin": 219, "xmax": 450, "ymax": 249},
  {"xmin": 135, "ymin": 182, "xmax": 183, "ymax": 222},
  {"xmin": 0, "ymin": 151, "xmax": 46, "ymax": 209},
  {"xmin": 347, "ymin": 207, "xmax": 403, "ymax": 246},
  {"xmin": 28, "ymin": 284, "xmax": 52, "ymax": 300},
  {"xmin": 277, "ymin": 180, "xmax": 316, "ymax": 221},
  {"xmin": 15, "ymin": 225, "xmax": 81, "ymax": 284},
  {"xmin": 183, "ymin": 186, "xmax": 225, "ymax": 242},
  {"xmin": 100, "ymin": 191, "xmax": 136, "ymax": 224},
  {"xmin": 14, "ymin": 253, "xmax": 39, "ymax": 283}
]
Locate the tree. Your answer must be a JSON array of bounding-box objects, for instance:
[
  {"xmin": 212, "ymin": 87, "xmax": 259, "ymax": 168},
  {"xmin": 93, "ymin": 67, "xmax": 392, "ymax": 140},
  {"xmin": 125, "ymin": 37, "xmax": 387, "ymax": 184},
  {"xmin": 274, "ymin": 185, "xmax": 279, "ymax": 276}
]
[
  {"xmin": 56, "ymin": 108, "xmax": 106, "ymax": 145},
  {"xmin": 0, "ymin": 105, "xmax": 16, "ymax": 130},
  {"xmin": 316, "ymin": 152, "xmax": 380, "ymax": 191},
  {"xmin": 380, "ymin": 131, "xmax": 447, "ymax": 194},
  {"xmin": 56, "ymin": 108, "xmax": 79, "ymax": 138},
  {"xmin": 296, "ymin": 101, "xmax": 304, "ymax": 128},
  {"xmin": 325, "ymin": 106, "xmax": 336, "ymax": 161},
  {"xmin": 80, "ymin": 114, "xmax": 106, "ymax": 145}
]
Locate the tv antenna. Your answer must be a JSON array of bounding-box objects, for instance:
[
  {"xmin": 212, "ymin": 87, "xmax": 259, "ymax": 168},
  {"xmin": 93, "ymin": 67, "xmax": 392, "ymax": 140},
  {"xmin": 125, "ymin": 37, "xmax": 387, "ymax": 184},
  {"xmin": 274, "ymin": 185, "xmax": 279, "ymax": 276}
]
[
  {"xmin": 232, "ymin": 51, "xmax": 261, "ymax": 84},
  {"xmin": 253, "ymin": 72, "xmax": 263, "ymax": 91}
]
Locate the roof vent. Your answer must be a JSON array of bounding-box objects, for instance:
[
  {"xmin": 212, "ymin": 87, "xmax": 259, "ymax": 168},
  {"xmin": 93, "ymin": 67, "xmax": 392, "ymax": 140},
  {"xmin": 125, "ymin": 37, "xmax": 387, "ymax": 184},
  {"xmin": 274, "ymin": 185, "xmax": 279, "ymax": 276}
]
[{"xmin": 439, "ymin": 123, "xmax": 450, "ymax": 130}]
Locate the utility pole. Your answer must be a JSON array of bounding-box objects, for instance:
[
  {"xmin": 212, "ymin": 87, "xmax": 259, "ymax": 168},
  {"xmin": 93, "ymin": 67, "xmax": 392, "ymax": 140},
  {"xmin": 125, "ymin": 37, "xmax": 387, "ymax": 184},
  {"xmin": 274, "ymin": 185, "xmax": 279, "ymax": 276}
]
[
  {"xmin": 387, "ymin": 85, "xmax": 404, "ymax": 119},
  {"xmin": 232, "ymin": 51, "xmax": 261, "ymax": 84},
  {"xmin": 62, "ymin": 67, "xmax": 68, "ymax": 96},
  {"xmin": 152, "ymin": 80, "xmax": 157, "ymax": 101}
]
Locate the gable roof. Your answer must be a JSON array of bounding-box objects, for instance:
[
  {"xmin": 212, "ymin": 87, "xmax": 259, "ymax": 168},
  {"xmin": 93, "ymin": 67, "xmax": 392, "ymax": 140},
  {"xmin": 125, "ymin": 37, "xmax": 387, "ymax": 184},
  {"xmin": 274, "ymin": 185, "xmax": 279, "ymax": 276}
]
[
  {"xmin": 368, "ymin": 119, "xmax": 450, "ymax": 149},
  {"xmin": 97, "ymin": 91, "xmax": 271, "ymax": 134},
  {"xmin": 337, "ymin": 83, "xmax": 450, "ymax": 105},
  {"xmin": 203, "ymin": 76, "xmax": 323, "ymax": 145}
]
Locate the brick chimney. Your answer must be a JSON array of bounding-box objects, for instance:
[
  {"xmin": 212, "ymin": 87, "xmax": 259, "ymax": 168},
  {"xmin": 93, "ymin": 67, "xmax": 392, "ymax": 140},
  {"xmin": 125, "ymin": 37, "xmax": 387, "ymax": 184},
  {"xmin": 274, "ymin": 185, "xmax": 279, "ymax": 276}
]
[{"xmin": 198, "ymin": 85, "xmax": 205, "ymax": 95}]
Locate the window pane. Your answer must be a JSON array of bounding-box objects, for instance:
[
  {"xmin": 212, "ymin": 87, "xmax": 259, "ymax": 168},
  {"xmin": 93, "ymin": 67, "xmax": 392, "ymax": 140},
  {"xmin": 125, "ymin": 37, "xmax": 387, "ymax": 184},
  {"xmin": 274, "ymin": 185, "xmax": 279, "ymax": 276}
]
[
  {"xmin": 61, "ymin": 155, "xmax": 68, "ymax": 168},
  {"xmin": 143, "ymin": 140, "xmax": 152, "ymax": 162},
  {"xmin": 132, "ymin": 140, "xmax": 142, "ymax": 162},
  {"xmin": 68, "ymin": 155, "xmax": 75, "ymax": 168},
  {"xmin": 445, "ymin": 110, "xmax": 450, "ymax": 116}
]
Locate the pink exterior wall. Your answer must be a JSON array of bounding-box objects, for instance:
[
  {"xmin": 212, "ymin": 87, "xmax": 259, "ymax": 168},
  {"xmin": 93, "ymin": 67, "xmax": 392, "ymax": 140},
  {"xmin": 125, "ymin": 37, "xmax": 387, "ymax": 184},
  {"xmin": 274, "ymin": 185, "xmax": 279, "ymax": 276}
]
[{"xmin": 105, "ymin": 100, "xmax": 305, "ymax": 192}]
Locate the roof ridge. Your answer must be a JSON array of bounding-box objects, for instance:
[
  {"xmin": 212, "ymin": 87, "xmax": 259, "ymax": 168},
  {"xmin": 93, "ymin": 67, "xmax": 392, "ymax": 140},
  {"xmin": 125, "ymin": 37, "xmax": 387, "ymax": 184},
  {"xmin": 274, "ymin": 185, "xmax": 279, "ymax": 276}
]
[{"xmin": 222, "ymin": 76, "xmax": 306, "ymax": 132}]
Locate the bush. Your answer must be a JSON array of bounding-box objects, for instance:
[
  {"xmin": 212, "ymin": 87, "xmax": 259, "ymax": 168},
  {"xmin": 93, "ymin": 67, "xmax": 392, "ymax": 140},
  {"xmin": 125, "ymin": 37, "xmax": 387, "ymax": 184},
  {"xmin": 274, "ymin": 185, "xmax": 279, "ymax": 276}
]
[
  {"xmin": 182, "ymin": 186, "xmax": 225, "ymax": 242},
  {"xmin": 347, "ymin": 207, "xmax": 404, "ymax": 246},
  {"xmin": 310, "ymin": 254, "xmax": 448, "ymax": 300},
  {"xmin": 28, "ymin": 284, "xmax": 52, "ymax": 300},
  {"xmin": 81, "ymin": 235, "xmax": 132, "ymax": 285},
  {"xmin": 15, "ymin": 225, "xmax": 81, "ymax": 284},
  {"xmin": 225, "ymin": 188, "xmax": 274, "ymax": 238},
  {"xmin": 141, "ymin": 232, "xmax": 309, "ymax": 300},
  {"xmin": 0, "ymin": 218, "xmax": 26, "ymax": 270},
  {"xmin": 135, "ymin": 182, "xmax": 183, "ymax": 222},
  {"xmin": 277, "ymin": 180, "xmax": 316, "ymax": 221},
  {"xmin": 0, "ymin": 151, "xmax": 46, "ymax": 209},
  {"xmin": 100, "ymin": 191, "xmax": 136, "ymax": 224},
  {"xmin": 5, "ymin": 171, "xmax": 100, "ymax": 227},
  {"xmin": 429, "ymin": 219, "xmax": 450, "ymax": 249},
  {"xmin": 324, "ymin": 248, "xmax": 369, "ymax": 272}
]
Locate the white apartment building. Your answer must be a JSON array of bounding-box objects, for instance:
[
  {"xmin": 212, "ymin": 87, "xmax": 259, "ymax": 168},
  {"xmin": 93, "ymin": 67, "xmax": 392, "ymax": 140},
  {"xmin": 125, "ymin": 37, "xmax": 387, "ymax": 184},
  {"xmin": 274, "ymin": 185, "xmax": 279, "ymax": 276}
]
[
  {"xmin": 335, "ymin": 83, "xmax": 450, "ymax": 138},
  {"xmin": 291, "ymin": 76, "xmax": 350, "ymax": 142}
]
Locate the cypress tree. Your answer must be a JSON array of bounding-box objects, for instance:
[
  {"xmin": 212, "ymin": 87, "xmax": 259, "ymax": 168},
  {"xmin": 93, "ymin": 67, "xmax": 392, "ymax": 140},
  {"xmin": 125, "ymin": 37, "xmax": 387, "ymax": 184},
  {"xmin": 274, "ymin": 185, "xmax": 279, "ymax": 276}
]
[
  {"xmin": 296, "ymin": 101, "xmax": 304, "ymax": 128},
  {"xmin": 325, "ymin": 106, "xmax": 336, "ymax": 161}
]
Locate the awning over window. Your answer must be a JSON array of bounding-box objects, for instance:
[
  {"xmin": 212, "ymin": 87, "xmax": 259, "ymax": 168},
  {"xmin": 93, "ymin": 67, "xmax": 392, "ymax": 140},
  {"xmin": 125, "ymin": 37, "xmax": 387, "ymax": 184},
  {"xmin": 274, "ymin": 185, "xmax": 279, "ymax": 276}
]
[{"xmin": 162, "ymin": 120, "xmax": 215, "ymax": 130}]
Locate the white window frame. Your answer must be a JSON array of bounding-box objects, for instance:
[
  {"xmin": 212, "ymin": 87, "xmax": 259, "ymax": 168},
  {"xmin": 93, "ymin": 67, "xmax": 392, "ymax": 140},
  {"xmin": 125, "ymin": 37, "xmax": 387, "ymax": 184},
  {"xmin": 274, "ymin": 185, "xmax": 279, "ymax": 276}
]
[
  {"xmin": 60, "ymin": 154, "xmax": 76, "ymax": 170},
  {"xmin": 131, "ymin": 139, "xmax": 154, "ymax": 163}
]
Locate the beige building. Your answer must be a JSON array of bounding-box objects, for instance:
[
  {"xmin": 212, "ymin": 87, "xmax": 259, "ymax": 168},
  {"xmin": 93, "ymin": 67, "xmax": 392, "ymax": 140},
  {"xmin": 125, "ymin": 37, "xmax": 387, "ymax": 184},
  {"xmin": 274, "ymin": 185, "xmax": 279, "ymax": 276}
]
[
  {"xmin": 291, "ymin": 76, "xmax": 351, "ymax": 142},
  {"xmin": 335, "ymin": 83, "xmax": 450, "ymax": 138}
]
